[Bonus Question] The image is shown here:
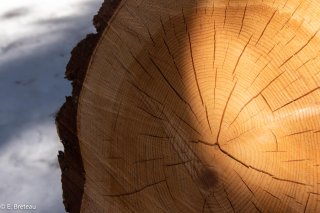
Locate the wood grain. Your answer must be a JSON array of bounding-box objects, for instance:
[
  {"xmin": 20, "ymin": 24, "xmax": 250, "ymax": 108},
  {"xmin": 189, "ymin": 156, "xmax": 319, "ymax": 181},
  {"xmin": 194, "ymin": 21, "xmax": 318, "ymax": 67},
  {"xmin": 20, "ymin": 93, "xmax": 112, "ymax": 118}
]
[{"xmin": 58, "ymin": 0, "xmax": 320, "ymax": 212}]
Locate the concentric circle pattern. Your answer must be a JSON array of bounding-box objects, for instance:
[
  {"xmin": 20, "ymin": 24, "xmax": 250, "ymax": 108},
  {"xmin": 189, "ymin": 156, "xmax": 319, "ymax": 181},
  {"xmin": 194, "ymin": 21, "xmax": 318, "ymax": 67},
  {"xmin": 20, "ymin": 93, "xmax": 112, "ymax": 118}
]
[{"xmin": 77, "ymin": 0, "xmax": 320, "ymax": 212}]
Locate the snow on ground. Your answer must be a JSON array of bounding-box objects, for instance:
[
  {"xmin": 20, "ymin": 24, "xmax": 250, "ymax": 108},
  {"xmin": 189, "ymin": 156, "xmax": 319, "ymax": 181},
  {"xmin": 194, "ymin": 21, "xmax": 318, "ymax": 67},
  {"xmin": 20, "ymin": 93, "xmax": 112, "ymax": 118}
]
[{"xmin": 0, "ymin": 0, "xmax": 103, "ymax": 212}]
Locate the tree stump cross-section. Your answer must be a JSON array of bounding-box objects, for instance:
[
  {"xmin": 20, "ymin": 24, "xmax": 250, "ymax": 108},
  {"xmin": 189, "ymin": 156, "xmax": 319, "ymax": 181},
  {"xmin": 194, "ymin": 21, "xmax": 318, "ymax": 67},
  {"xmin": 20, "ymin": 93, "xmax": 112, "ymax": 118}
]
[{"xmin": 56, "ymin": 0, "xmax": 320, "ymax": 212}]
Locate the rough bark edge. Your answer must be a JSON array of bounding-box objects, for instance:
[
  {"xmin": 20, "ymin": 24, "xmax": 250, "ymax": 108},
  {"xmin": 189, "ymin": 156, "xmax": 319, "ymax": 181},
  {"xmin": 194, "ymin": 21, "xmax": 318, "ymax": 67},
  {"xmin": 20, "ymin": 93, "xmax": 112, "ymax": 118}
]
[{"xmin": 55, "ymin": 1, "xmax": 122, "ymax": 212}]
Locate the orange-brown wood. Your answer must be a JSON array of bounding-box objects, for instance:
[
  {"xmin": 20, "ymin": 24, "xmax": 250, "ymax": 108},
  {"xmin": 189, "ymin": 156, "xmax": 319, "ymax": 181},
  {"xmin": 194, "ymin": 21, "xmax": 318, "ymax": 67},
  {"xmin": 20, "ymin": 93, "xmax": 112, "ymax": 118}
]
[{"xmin": 58, "ymin": 0, "xmax": 320, "ymax": 212}]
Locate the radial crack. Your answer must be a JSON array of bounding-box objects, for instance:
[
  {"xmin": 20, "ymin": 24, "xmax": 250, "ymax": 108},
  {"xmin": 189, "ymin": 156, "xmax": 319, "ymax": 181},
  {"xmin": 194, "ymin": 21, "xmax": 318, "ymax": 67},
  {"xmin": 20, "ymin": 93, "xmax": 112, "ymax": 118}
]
[
  {"xmin": 163, "ymin": 38, "xmax": 183, "ymax": 79},
  {"xmin": 138, "ymin": 133, "xmax": 171, "ymax": 139},
  {"xmin": 133, "ymin": 157, "xmax": 164, "ymax": 164},
  {"xmin": 264, "ymin": 190, "xmax": 281, "ymax": 201},
  {"xmin": 103, "ymin": 179, "xmax": 166, "ymax": 197},
  {"xmin": 217, "ymin": 145, "xmax": 309, "ymax": 186},
  {"xmin": 213, "ymin": 21, "xmax": 216, "ymax": 69},
  {"xmin": 232, "ymin": 35, "xmax": 252, "ymax": 75},
  {"xmin": 205, "ymin": 106, "xmax": 213, "ymax": 134},
  {"xmin": 136, "ymin": 105, "xmax": 164, "ymax": 121},
  {"xmin": 238, "ymin": 4, "xmax": 247, "ymax": 37},
  {"xmin": 223, "ymin": 184, "xmax": 235, "ymax": 213},
  {"xmin": 252, "ymin": 201, "xmax": 262, "ymax": 213},
  {"xmin": 149, "ymin": 56, "xmax": 187, "ymax": 105},
  {"xmin": 234, "ymin": 170, "xmax": 255, "ymax": 196},
  {"xmin": 216, "ymin": 82, "xmax": 237, "ymax": 143},
  {"xmin": 279, "ymin": 29, "xmax": 320, "ymax": 68},
  {"xmin": 230, "ymin": 71, "xmax": 285, "ymax": 126},
  {"xmin": 175, "ymin": 113, "xmax": 201, "ymax": 135},
  {"xmin": 216, "ymin": 144, "xmax": 249, "ymax": 168},
  {"xmin": 273, "ymin": 86, "xmax": 320, "ymax": 112},
  {"xmin": 187, "ymin": 31, "xmax": 205, "ymax": 106},
  {"xmin": 256, "ymin": 10, "xmax": 277, "ymax": 45},
  {"xmin": 270, "ymin": 130, "xmax": 279, "ymax": 152}
]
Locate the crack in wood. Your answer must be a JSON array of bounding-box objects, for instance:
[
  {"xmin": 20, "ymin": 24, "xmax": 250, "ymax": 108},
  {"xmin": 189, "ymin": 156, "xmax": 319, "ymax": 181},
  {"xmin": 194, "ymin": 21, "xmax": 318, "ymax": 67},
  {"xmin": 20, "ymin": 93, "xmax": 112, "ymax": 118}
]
[
  {"xmin": 175, "ymin": 113, "xmax": 201, "ymax": 135},
  {"xmin": 138, "ymin": 133, "xmax": 171, "ymax": 139},
  {"xmin": 264, "ymin": 189, "xmax": 281, "ymax": 201},
  {"xmin": 286, "ymin": 130, "xmax": 313, "ymax": 137},
  {"xmin": 103, "ymin": 179, "xmax": 166, "ymax": 197},
  {"xmin": 216, "ymin": 81, "xmax": 237, "ymax": 143},
  {"xmin": 284, "ymin": 34, "xmax": 296, "ymax": 46},
  {"xmin": 162, "ymin": 38, "xmax": 183, "ymax": 79},
  {"xmin": 296, "ymin": 56, "xmax": 317, "ymax": 71},
  {"xmin": 223, "ymin": 4, "xmax": 228, "ymax": 28},
  {"xmin": 292, "ymin": 1, "xmax": 303, "ymax": 17},
  {"xmin": 202, "ymin": 199, "xmax": 206, "ymax": 213},
  {"xmin": 147, "ymin": 27, "xmax": 156, "ymax": 46},
  {"xmin": 251, "ymin": 201, "xmax": 262, "ymax": 213},
  {"xmin": 230, "ymin": 71, "xmax": 285, "ymax": 126},
  {"xmin": 205, "ymin": 105, "xmax": 213, "ymax": 134},
  {"xmin": 133, "ymin": 157, "xmax": 164, "ymax": 164},
  {"xmin": 304, "ymin": 193, "xmax": 311, "ymax": 213},
  {"xmin": 182, "ymin": 8, "xmax": 187, "ymax": 33},
  {"xmin": 279, "ymin": 29, "xmax": 320, "ymax": 68},
  {"xmin": 255, "ymin": 10, "xmax": 277, "ymax": 45},
  {"xmin": 129, "ymin": 50, "xmax": 152, "ymax": 78},
  {"xmin": 234, "ymin": 170, "xmax": 255, "ymax": 196},
  {"xmin": 149, "ymin": 56, "xmax": 187, "ymax": 106},
  {"xmin": 160, "ymin": 16, "xmax": 167, "ymax": 37},
  {"xmin": 282, "ymin": 159, "xmax": 310, "ymax": 163},
  {"xmin": 251, "ymin": 58, "xmax": 272, "ymax": 85},
  {"xmin": 285, "ymin": 194, "xmax": 295, "ymax": 199},
  {"xmin": 216, "ymin": 143, "xmax": 249, "ymax": 168},
  {"xmin": 216, "ymin": 144, "xmax": 310, "ymax": 186},
  {"xmin": 113, "ymin": 100, "xmax": 122, "ymax": 131},
  {"xmin": 214, "ymin": 68, "xmax": 217, "ymax": 109},
  {"xmin": 238, "ymin": 4, "xmax": 247, "ymax": 37},
  {"xmin": 187, "ymin": 31, "xmax": 205, "ymax": 106},
  {"xmin": 270, "ymin": 130, "xmax": 279, "ymax": 152},
  {"xmin": 165, "ymin": 159, "xmax": 192, "ymax": 167},
  {"xmin": 272, "ymin": 176, "xmax": 310, "ymax": 186},
  {"xmin": 282, "ymin": 0, "xmax": 289, "ymax": 8},
  {"xmin": 211, "ymin": 1, "xmax": 215, "ymax": 17},
  {"xmin": 223, "ymin": 184, "xmax": 235, "ymax": 213},
  {"xmin": 261, "ymin": 93, "xmax": 273, "ymax": 113},
  {"xmin": 232, "ymin": 35, "xmax": 252, "ymax": 75},
  {"xmin": 111, "ymin": 52, "xmax": 134, "ymax": 77},
  {"xmin": 136, "ymin": 105, "xmax": 164, "ymax": 121},
  {"xmin": 213, "ymin": 21, "xmax": 216, "ymax": 70},
  {"xmin": 164, "ymin": 180, "xmax": 175, "ymax": 202},
  {"xmin": 273, "ymin": 86, "xmax": 320, "ymax": 112},
  {"xmin": 222, "ymin": 42, "xmax": 230, "ymax": 72},
  {"xmin": 128, "ymin": 81, "xmax": 162, "ymax": 105}
]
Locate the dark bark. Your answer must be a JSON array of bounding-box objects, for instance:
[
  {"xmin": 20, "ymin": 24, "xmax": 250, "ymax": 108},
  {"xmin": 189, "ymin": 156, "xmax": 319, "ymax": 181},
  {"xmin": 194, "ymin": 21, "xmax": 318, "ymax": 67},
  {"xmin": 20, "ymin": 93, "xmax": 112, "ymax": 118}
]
[{"xmin": 55, "ymin": 1, "xmax": 122, "ymax": 212}]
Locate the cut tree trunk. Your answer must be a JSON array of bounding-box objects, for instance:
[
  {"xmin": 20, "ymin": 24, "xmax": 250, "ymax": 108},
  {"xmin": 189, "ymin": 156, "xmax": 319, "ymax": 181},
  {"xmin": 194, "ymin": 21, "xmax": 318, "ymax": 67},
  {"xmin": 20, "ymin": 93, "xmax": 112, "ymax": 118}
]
[{"xmin": 56, "ymin": 0, "xmax": 320, "ymax": 212}]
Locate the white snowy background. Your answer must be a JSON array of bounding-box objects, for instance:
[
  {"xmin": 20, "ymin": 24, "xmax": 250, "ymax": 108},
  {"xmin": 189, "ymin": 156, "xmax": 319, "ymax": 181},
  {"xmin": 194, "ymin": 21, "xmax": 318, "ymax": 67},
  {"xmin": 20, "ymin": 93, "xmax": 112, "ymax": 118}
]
[{"xmin": 0, "ymin": 0, "xmax": 103, "ymax": 212}]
